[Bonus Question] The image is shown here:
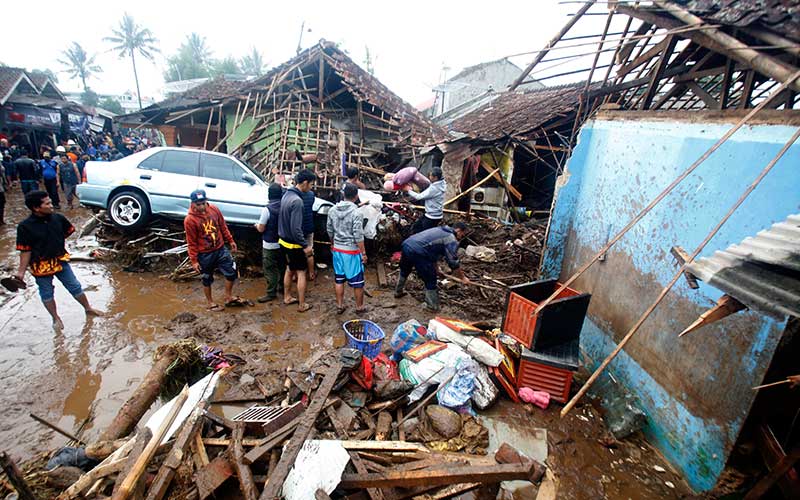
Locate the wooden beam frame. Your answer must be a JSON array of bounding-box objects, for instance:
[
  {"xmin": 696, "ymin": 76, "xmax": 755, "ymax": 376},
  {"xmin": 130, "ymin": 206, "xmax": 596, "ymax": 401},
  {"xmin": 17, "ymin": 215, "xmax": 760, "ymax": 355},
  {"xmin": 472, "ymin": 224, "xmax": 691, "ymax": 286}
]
[{"xmin": 642, "ymin": 35, "xmax": 678, "ymax": 109}]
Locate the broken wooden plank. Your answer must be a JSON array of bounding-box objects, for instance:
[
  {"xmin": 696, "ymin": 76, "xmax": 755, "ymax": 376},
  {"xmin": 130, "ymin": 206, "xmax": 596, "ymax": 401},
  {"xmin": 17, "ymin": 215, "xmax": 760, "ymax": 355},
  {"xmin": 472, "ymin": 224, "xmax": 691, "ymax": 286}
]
[
  {"xmin": 670, "ymin": 246, "xmax": 700, "ymax": 289},
  {"xmin": 231, "ymin": 422, "xmax": 259, "ymax": 500},
  {"xmin": 194, "ymin": 433, "xmax": 209, "ymax": 466},
  {"xmin": 375, "ymin": 412, "xmax": 392, "ymax": 441},
  {"xmin": 58, "ymin": 439, "xmax": 135, "ymax": 499},
  {"xmin": 203, "ymin": 409, "xmax": 236, "ymax": 430},
  {"xmin": 145, "ymin": 401, "xmax": 208, "ymax": 500},
  {"xmin": 326, "ymin": 406, "xmax": 384, "ymax": 500},
  {"xmin": 339, "ymin": 462, "xmax": 536, "ymax": 489},
  {"xmin": 679, "ymin": 294, "xmax": 747, "ymax": 337},
  {"xmin": 259, "ymin": 362, "xmax": 343, "ymax": 500},
  {"xmin": 112, "ymin": 428, "xmax": 152, "ymax": 497},
  {"xmin": 194, "ymin": 456, "xmax": 234, "ymax": 500},
  {"xmin": 376, "ymin": 261, "xmax": 388, "ymax": 287},
  {"xmin": 341, "ymin": 441, "xmax": 427, "ymax": 452},
  {"xmin": 315, "ymin": 489, "xmax": 333, "ymax": 500},
  {"xmin": 0, "ymin": 452, "xmax": 38, "ymax": 500},
  {"xmin": 203, "ymin": 437, "xmax": 262, "ymax": 447},
  {"xmin": 112, "ymin": 385, "xmax": 189, "ymax": 500}
]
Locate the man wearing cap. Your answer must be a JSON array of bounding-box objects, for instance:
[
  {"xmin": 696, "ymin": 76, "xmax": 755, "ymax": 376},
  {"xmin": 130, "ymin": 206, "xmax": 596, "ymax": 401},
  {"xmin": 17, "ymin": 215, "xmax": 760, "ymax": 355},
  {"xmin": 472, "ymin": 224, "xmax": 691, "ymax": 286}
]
[
  {"xmin": 327, "ymin": 183, "xmax": 367, "ymax": 314},
  {"xmin": 184, "ymin": 189, "xmax": 241, "ymax": 311},
  {"xmin": 407, "ymin": 166, "xmax": 446, "ymax": 234},
  {"xmin": 279, "ymin": 169, "xmax": 316, "ymax": 312},
  {"xmin": 255, "ymin": 183, "xmax": 286, "ymax": 303}
]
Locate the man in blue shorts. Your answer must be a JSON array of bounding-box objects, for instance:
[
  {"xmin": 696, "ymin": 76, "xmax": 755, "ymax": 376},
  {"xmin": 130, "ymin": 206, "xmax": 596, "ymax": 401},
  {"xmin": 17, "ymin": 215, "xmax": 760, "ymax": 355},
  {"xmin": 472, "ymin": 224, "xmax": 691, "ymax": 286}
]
[{"xmin": 327, "ymin": 183, "xmax": 367, "ymax": 314}]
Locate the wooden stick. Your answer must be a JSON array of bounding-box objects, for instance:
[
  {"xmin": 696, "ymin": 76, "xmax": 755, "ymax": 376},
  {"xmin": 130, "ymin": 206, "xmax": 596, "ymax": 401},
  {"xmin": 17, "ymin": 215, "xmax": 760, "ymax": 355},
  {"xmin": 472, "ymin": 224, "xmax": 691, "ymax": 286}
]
[
  {"xmin": 144, "ymin": 401, "xmax": 207, "ymax": 500},
  {"xmin": 112, "ymin": 385, "xmax": 189, "ymax": 500},
  {"xmin": 230, "ymin": 423, "xmax": 259, "ymax": 500},
  {"xmin": 535, "ymin": 69, "xmax": 800, "ymax": 318},
  {"xmin": 259, "ymin": 363, "xmax": 343, "ymax": 499},
  {"xmin": 509, "ymin": 0, "xmax": 596, "ymax": 90},
  {"xmin": 203, "ymin": 108, "xmax": 214, "ymax": 150},
  {"xmin": 0, "ymin": 452, "xmax": 37, "ymax": 500},
  {"xmin": 561, "ymin": 123, "xmax": 800, "ymax": 417},
  {"xmin": 442, "ymin": 273, "xmax": 504, "ymax": 291},
  {"xmin": 444, "ymin": 167, "xmax": 501, "ymax": 207},
  {"xmin": 29, "ymin": 412, "xmax": 84, "ymax": 444},
  {"xmin": 752, "ymin": 375, "xmax": 799, "ymax": 391},
  {"xmin": 326, "ymin": 407, "xmax": 384, "ymax": 500}
]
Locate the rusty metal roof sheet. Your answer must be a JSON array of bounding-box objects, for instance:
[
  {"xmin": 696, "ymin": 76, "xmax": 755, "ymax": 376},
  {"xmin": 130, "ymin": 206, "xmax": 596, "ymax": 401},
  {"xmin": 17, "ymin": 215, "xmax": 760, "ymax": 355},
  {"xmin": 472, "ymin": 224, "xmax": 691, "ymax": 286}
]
[
  {"xmin": 675, "ymin": 0, "xmax": 800, "ymax": 42},
  {"xmin": 687, "ymin": 214, "xmax": 800, "ymax": 318},
  {"xmin": 444, "ymin": 82, "xmax": 590, "ymax": 142}
]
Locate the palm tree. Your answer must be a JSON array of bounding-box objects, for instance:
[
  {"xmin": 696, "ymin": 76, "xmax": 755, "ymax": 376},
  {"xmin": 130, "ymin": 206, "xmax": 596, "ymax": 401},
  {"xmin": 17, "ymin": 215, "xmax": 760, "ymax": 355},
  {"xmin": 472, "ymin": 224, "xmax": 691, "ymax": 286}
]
[
  {"xmin": 105, "ymin": 13, "xmax": 159, "ymax": 110},
  {"xmin": 186, "ymin": 33, "xmax": 212, "ymax": 72},
  {"xmin": 240, "ymin": 47, "xmax": 266, "ymax": 76},
  {"xmin": 58, "ymin": 42, "xmax": 102, "ymax": 92}
]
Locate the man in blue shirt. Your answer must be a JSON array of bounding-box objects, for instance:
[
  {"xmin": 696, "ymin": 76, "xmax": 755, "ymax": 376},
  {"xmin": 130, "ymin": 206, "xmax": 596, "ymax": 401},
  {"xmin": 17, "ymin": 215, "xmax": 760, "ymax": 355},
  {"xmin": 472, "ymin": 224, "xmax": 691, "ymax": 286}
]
[{"xmin": 394, "ymin": 222, "xmax": 470, "ymax": 311}]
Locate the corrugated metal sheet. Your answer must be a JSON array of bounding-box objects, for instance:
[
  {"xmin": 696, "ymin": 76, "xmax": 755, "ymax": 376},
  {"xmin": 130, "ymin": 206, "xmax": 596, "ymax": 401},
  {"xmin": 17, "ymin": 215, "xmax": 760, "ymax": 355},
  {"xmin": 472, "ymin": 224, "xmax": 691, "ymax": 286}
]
[{"xmin": 687, "ymin": 214, "xmax": 800, "ymax": 318}]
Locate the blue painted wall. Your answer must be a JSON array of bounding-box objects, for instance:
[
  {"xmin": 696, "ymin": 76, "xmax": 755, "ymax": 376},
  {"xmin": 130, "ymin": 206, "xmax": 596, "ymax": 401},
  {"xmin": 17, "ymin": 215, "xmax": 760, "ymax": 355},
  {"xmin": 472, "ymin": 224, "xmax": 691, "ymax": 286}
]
[{"xmin": 542, "ymin": 115, "xmax": 799, "ymax": 491}]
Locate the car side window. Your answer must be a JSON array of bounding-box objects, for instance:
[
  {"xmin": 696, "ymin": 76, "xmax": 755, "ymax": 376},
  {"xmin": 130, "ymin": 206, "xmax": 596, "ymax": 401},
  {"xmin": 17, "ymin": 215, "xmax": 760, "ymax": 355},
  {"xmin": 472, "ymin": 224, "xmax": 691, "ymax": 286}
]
[
  {"xmin": 160, "ymin": 150, "xmax": 199, "ymax": 176},
  {"xmin": 201, "ymin": 154, "xmax": 246, "ymax": 183},
  {"xmin": 138, "ymin": 151, "xmax": 165, "ymax": 170}
]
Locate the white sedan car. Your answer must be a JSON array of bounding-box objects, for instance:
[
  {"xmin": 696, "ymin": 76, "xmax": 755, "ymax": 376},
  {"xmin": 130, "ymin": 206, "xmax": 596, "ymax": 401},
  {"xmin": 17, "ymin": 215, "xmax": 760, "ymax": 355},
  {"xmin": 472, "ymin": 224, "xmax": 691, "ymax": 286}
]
[{"xmin": 77, "ymin": 147, "xmax": 331, "ymax": 230}]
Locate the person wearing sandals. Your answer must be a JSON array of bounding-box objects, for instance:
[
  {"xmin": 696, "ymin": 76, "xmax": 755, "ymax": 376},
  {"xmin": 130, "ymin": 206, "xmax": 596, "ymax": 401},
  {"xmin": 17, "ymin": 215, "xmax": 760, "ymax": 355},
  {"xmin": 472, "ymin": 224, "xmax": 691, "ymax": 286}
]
[
  {"xmin": 327, "ymin": 183, "xmax": 367, "ymax": 314},
  {"xmin": 279, "ymin": 169, "xmax": 316, "ymax": 313},
  {"xmin": 184, "ymin": 189, "xmax": 244, "ymax": 311}
]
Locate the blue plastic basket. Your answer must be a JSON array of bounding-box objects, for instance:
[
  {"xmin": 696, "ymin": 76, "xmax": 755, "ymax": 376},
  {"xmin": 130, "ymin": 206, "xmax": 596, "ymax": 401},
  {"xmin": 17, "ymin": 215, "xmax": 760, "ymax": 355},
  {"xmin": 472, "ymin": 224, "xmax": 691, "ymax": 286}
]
[{"xmin": 343, "ymin": 319, "xmax": 385, "ymax": 359}]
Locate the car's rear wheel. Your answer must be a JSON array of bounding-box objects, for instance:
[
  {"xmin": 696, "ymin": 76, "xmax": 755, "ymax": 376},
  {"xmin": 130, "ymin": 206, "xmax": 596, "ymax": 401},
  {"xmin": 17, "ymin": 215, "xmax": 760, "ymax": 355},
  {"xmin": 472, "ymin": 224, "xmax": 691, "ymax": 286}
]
[{"xmin": 109, "ymin": 190, "xmax": 150, "ymax": 230}]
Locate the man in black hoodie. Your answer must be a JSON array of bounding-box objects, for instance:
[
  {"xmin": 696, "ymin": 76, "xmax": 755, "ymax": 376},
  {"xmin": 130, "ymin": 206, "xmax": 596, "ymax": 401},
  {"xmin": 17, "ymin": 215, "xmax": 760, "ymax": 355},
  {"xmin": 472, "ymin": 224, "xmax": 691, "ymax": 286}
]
[{"xmin": 279, "ymin": 169, "xmax": 316, "ymax": 312}]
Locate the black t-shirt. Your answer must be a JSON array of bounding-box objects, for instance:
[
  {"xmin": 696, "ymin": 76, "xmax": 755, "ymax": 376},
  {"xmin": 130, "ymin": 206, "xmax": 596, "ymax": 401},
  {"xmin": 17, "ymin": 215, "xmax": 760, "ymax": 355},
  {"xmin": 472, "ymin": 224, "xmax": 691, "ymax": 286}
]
[
  {"xmin": 16, "ymin": 213, "xmax": 75, "ymax": 276},
  {"xmin": 14, "ymin": 157, "xmax": 37, "ymax": 180}
]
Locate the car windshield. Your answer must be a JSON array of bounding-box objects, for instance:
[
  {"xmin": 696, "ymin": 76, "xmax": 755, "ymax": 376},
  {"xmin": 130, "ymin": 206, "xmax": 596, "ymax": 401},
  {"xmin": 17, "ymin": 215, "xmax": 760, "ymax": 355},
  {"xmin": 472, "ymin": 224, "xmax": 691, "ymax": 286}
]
[{"xmin": 236, "ymin": 157, "xmax": 266, "ymax": 182}]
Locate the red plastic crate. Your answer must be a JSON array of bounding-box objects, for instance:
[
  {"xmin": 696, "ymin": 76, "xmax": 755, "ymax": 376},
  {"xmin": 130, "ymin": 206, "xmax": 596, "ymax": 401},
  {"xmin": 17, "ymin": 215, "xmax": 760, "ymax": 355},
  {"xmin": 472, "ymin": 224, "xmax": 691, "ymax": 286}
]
[
  {"xmin": 502, "ymin": 279, "xmax": 588, "ymax": 349},
  {"xmin": 516, "ymin": 360, "xmax": 573, "ymax": 403}
]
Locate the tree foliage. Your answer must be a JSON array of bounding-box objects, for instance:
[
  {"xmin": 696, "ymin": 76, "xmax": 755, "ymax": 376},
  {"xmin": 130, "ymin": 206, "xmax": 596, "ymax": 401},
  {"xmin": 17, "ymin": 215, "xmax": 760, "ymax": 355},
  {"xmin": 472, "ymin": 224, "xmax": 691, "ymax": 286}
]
[
  {"xmin": 81, "ymin": 89, "xmax": 99, "ymax": 107},
  {"xmin": 105, "ymin": 13, "xmax": 159, "ymax": 110},
  {"xmin": 31, "ymin": 68, "xmax": 59, "ymax": 84},
  {"xmin": 58, "ymin": 42, "xmax": 101, "ymax": 91},
  {"xmin": 164, "ymin": 33, "xmax": 214, "ymax": 82},
  {"xmin": 240, "ymin": 47, "xmax": 266, "ymax": 76},
  {"xmin": 212, "ymin": 56, "xmax": 242, "ymax": 76},
  {"xmin": 99, "ymin": 97, "xmax": 124, "ymax": 114}
]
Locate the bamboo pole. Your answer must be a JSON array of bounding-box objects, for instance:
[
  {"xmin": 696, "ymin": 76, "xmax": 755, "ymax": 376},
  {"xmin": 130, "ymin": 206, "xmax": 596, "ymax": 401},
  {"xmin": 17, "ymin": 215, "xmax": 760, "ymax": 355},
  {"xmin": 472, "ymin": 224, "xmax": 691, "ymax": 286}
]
[
  {"xmin": 510, "ymin": 0, "xmax": 597, "ymax": 90},
  {"xmin": 533, "ymin": 69, "xmax": 800, "ymax": 318},
  {"xmin": 654, "ymin": 1, "xmax": 800, "ymax": 92},
  {"xmin": 561, "ymin": 124, "xmax": 800, "ymax": 417},
  {"xmin": 203, "ymin": 108, "xmax": 214, "ymax": 150},
  {"xmin": 444, "ymin": 167, "xmax": 501, "ymax": 206},
  {"xmin": 112, "ymin": 386, "xmax": 189, "ymax": 500}
]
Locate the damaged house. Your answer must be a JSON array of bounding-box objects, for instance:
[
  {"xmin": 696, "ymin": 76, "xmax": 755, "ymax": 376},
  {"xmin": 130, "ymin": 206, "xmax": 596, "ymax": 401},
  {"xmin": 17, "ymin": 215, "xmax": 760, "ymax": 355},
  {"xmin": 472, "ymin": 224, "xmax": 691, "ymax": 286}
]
[
  {"xmin": 119, "ymin": 40, "xmax": 445, "ymax": 198},
  {"xmin": 500, "ymin": 0, "xmax": 800, "ymax": 495}
]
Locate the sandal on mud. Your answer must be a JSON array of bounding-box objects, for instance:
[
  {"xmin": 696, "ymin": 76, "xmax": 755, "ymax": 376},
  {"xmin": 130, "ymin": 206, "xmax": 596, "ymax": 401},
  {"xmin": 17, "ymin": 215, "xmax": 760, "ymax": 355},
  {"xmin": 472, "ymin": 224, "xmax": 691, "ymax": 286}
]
[
  {"xmin": 336, "ymin": 305, "xmax": 346, "ymax": 315},
  {"xmin": 225, "ymin": 297, "xmax": 253, "ymax": 307},
  {"xmin": 284, "ymin": 297, "xmax": 299, "ymax": 305},
  {"xmin": 206, "ymin": 304, "xmax": 224, "ymax": 312},
  {"xmin": 1, "ymin": 276, "xmax": 27, "ymax": 292},
  {"xmin": 297, "ymin": 303, "xmax": 313, "ymax": 313},
  {"xmin": 355, "ymin": 307, "xmax": 368, "ymax": 315}
]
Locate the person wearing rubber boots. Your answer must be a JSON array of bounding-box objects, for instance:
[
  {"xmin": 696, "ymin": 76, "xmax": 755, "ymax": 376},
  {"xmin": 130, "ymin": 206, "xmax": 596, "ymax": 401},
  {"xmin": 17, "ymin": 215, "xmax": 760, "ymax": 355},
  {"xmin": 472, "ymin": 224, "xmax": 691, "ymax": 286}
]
[
  {"xmin": 184, "ymin": 189, "xmax": 244, "ymax": 311},
  {"xmin": 394, "ymin": 222, "xmax": 470, "ymax": 311}
]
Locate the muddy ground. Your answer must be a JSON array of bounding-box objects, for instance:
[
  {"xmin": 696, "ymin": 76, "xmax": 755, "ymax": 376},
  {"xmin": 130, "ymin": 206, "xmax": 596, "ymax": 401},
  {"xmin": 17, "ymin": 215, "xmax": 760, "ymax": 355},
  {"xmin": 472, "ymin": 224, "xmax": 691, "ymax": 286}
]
[{"xmin": 0, "ymin": 189, "xmax": 692, "ymax": 499}]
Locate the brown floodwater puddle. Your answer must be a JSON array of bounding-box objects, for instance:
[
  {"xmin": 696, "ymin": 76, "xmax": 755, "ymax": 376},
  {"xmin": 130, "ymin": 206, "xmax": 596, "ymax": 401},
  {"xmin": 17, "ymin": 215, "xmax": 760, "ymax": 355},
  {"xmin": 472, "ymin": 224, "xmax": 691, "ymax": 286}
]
[{"xmin": 0, "ymin": 192, "xmax": 325, "ymax": 461}]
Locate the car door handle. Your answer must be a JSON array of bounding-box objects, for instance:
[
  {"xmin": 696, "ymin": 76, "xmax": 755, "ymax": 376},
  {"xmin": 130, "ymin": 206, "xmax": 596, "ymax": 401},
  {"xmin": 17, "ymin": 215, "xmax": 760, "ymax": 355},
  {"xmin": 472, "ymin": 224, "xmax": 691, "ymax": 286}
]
[
  {"xmin": 205, "ymin": 182, "xmax": 217, "ymax": 188},
  {"xmin": 139, "ymin": 174, "xmax": 152, "ymax": 180}
]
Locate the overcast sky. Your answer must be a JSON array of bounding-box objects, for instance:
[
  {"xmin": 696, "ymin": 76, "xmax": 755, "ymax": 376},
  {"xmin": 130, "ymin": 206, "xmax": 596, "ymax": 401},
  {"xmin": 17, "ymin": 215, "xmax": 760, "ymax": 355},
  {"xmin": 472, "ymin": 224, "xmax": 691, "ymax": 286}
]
[{"xmin": 2, "ymin": 0, "xmax": 617, "ymax": 106}]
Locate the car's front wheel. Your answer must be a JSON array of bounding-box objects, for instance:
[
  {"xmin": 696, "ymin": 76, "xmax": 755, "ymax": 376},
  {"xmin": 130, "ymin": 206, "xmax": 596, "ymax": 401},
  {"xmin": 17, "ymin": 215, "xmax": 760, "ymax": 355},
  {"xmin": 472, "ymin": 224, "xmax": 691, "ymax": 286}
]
[{"xmin": 109, "ymin": 190, "xmax": 151, "ymax": 230}]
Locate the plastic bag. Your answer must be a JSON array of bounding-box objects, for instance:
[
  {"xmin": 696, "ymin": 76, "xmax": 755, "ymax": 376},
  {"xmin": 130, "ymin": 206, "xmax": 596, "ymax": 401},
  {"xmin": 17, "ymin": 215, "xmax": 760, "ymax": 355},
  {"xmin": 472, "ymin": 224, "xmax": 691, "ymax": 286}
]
[
  {"xmin": 390, "ymin": 320, "xmax": 428, "ymax": 361},
  {"xmin": 400, "ymin": 344, "xmax": 478, "ymax": 408},
  {"xmin": 427, "ymin": 319, "xmax": 503, "ymax": 367},
  {"xmin": 373, "ymin": 353, "xmax": 400, "ymax": 382},
  {"xmin": 471, "ymin": 364, "xmax": 499, "ymax": 410},
  {"xmin": 351, "ymin": 356, "xmax": 373, "ymax": 390}
]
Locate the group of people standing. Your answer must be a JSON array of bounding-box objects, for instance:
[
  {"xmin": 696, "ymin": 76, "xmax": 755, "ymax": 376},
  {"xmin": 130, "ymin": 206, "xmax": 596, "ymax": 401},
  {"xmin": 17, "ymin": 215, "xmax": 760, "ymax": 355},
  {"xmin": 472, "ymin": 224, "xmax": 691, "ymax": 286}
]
[
  {"xmin": 12, "ymin": 162, "xmax": 470, "ymax": 329},
  {"xmin": 182, "ymin": 168, "xmax": 348, "ymax": 314}
]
